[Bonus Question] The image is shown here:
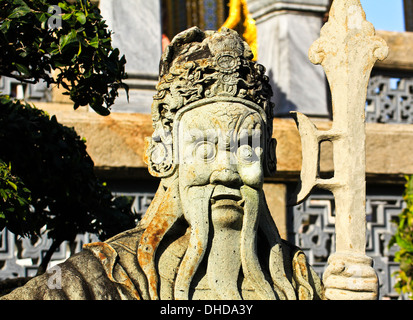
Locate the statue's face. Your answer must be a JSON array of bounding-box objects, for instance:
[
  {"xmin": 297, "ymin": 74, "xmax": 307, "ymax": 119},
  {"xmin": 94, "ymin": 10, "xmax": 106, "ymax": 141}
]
[{"xmin": 177, "ymin": 102, "xmax": 264, "ymax": 228}]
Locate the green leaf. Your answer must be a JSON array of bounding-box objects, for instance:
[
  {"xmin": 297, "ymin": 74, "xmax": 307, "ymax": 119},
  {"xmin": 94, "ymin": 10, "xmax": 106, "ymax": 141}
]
[
  {"xmin": 0, "ymin": 20, "xmax": 11, "ymax": 32},
  {"xmin": 8, "ymin": 6, "xmax": 31, "ymax": 19},
  {"xmin": 396, "ymin": 234, "xmax": 413, "ymax": 252},
  {"xmin": 62, "ymin": 13, "xmax": 74, "ymax": 20},
  {"xmin": 89, "ymin": 35, "xmax": 99, "ymax": 48},
  {"xmin": 90, "ymin": 99, "xmax": 110, "ymax": 116},
  {"xmin": 7, "ymin": 181, "xmax": 17, "ymax": 191},
  {"xmin": 17, "ymin": 197, "xmax": 28, "ymax": 206},
  {"xmin": 77, "ymin": 41, "xmax": 82, "ymax": 56},
  {"xmin": 38, "ymin": 13, "xmax": 48, "ymax": 23},
  {"xmin": 0, "ymin": 189, "xmax": 7, "ymax": 201},
  {"xmin": 58, "ymin": 2, "xmax": 70, "ymax": 11},
  {"xmin": 388, "ymin": 236, "xmax": 397, "ymax": 248},
  {"xmin": 59, "ymin": 34, "xmax": 70, "ymax": 50},
  {"xmin": 76, "ymin": 12, "xmax": 87, "ymax": 25},
  {"xmin": 15, "ymin": 63, "xmax": 30, "ymax": 76},
  {"xmin": 59, "ymin": 30, "xmax": 77, "ymax": 50}
]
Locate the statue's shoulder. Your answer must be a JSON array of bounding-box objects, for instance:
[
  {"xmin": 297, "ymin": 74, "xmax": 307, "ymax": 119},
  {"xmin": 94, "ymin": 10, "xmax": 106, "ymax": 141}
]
[
  {"xmin": 1, "ymin": 239, "xmax": 137, "ymax": 300},
  {"xmin": 80, "ymin": 226, "xmax": 147, "ymax": 299},
  {"xmin": 83, "ymin": 226, "xmax": 144, "ymax": 269},
  {"xmin": 104, "ymin": 226, "xmax": 145, "ymax": 253}
]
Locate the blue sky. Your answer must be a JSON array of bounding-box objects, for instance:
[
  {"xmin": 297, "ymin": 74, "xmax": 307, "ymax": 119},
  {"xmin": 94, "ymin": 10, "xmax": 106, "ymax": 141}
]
[{"xmin": 360, "ymin": 0, "xmax": 405, "ymax": 31}]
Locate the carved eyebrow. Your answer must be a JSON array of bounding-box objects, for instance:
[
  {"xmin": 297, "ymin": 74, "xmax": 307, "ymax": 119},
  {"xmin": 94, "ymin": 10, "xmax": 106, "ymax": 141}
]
[
  {"xmin": 217, "ymin": 129, "xmax": 261, "ymax": 152},
  {"xmin": 205, "ymin": 130, "xmax": 219, "ymax": 143},
  {"xmin": 234, "ymin": 111, "xmax": 261, "ymax": 131},
  {"xmin": 183, "ymin": 128, "xmax": 219, "ymax": 143},
  {"xmin": 237, "ymin": 128, "xmax": 262, "ymax": 142},
  {"xmin": 183, "ymin": 129, "xmax": 202, "ymax": 143}
]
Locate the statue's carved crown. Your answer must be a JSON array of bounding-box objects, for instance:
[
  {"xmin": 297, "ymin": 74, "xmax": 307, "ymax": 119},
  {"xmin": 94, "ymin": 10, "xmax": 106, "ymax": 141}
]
[
  {"xmin": 145, "ymin": 27, "xmax": 276, "ymax": 178},
  {"xmin": 153, "ymin": 27, "xmax": 273, "ymax": 129}
]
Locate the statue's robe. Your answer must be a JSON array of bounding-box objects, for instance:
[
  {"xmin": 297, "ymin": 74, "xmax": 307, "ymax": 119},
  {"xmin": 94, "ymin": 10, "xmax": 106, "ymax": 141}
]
[{"xmin": 1, "ymin": 224, "xmax": 323, "ymax": 300}]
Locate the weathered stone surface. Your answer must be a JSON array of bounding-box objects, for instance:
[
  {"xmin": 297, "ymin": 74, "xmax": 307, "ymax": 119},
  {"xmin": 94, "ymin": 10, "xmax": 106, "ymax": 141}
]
[
  {"xmin": 365, "ymin": 123, "xmax": 413, "ymax": 176},
  {"xmin": 247, "ymin": 0, "xmax": 330, "ymax": 19},
  {"xmin": 36, "ymin": 103, "xmax": 153, "ymax": 171}
]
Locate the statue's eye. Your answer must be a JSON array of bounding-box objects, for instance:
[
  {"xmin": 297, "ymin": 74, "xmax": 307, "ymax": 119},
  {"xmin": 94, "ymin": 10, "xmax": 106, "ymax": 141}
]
[
  {"xmin": 238, "ymin": 144, "xmax": 254, "ymax": 162},
  {"xmin": 237, "ymin": 144, "xmax": 262, "ymax": 163},
  {"xmin": 194, "ymin": 141, "xmax": 216, "ymax": 162}
]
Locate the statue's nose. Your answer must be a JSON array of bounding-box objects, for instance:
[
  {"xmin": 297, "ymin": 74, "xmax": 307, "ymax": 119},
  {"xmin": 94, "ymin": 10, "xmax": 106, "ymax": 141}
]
[{"xmin": 210, "ymin": 168, "xmax": 242, "ymax": 187}]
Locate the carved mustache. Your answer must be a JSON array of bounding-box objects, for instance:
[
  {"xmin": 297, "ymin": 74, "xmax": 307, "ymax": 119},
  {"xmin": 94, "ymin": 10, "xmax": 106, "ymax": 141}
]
[{"xmin": 210, "ymin": 185, "xmax": 245, "ymax": 208}]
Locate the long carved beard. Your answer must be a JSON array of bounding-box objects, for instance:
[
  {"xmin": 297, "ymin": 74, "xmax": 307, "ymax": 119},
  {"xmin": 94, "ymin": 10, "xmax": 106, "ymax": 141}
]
[
  {"xmin": 206, "ymin": 190, "xmax": 243, "ymax": 299},
  {"xmin": 239, "ymin": 185, "xmax": 277, "ymax": 299},
  {"xmin": 178, "ymin": 184, "xmax": 282, "ymax": 300},
  {"xmin": 138, "ymin": 179, "xmax": 297, "ymax": 300},
  {"xmin": 175, "ymin": 185, "xmax": 215, "ymax": 300}
]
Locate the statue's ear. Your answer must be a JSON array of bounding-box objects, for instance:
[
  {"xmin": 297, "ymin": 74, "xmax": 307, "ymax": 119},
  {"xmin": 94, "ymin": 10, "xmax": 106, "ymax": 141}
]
[
  {"xmin": 264, "ymin": 137, "xmax": 277, "ymax": 177},
  {"xmin": 144, "ymin": 136, "xmax": 176, "ymax": 178}
]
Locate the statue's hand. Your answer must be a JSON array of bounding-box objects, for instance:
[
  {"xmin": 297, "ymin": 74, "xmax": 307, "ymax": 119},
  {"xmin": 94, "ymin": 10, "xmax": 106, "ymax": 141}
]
[{"xmin": 323, "ymin": 253, "xmax": 379, "ymax": 300}]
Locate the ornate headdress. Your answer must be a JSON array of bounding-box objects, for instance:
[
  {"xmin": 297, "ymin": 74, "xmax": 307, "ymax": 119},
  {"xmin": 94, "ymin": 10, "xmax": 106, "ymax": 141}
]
[{"xmin": 144, "ymin": 27, "xmax": 276, "ymax": 178}]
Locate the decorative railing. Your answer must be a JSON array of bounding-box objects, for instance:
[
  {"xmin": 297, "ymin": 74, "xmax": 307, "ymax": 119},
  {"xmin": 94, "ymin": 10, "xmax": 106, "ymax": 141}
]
[
  {"xmin": 366, "ymin": 72, "xmax": 413, "ymax": 124},
  {"xmin": 289, "ymin": 191, "xmax": 407, "ymax": 300},
  {"xmin": 0, "ymin": 230, "xmax": 99, "ymax": 279}
]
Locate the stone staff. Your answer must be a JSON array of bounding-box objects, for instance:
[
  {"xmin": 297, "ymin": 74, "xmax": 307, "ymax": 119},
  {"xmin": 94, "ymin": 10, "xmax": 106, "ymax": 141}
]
[{"xmin": 288, "ymin": 0, "xmax": 388, "ymax": 299}]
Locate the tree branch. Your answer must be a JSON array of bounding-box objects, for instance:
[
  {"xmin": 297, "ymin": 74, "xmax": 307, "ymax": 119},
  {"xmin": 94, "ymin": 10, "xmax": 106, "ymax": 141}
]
[{"xmin": 0, "ymin": 72, "xmax": 39, "ymax": 85}]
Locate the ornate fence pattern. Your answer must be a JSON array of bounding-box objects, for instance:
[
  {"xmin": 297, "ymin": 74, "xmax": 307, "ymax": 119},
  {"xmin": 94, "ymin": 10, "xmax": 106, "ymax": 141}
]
[
  {"xmin": 0, "ymin": 230, "xmax": 99, "ymax": 279},
  {"xmin": 366, "ymin": 73, "xmax": 413, "ymax": 124},
  {"xmin": 289, "ymin": 192, "xmax": 406, "ymax": 300}
]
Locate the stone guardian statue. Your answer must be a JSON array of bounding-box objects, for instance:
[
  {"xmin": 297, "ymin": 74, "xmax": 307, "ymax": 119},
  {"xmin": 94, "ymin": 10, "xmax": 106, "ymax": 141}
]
[{"xmin": 1, "ymin": 27, "xmax": 377, "ymax": 300}]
